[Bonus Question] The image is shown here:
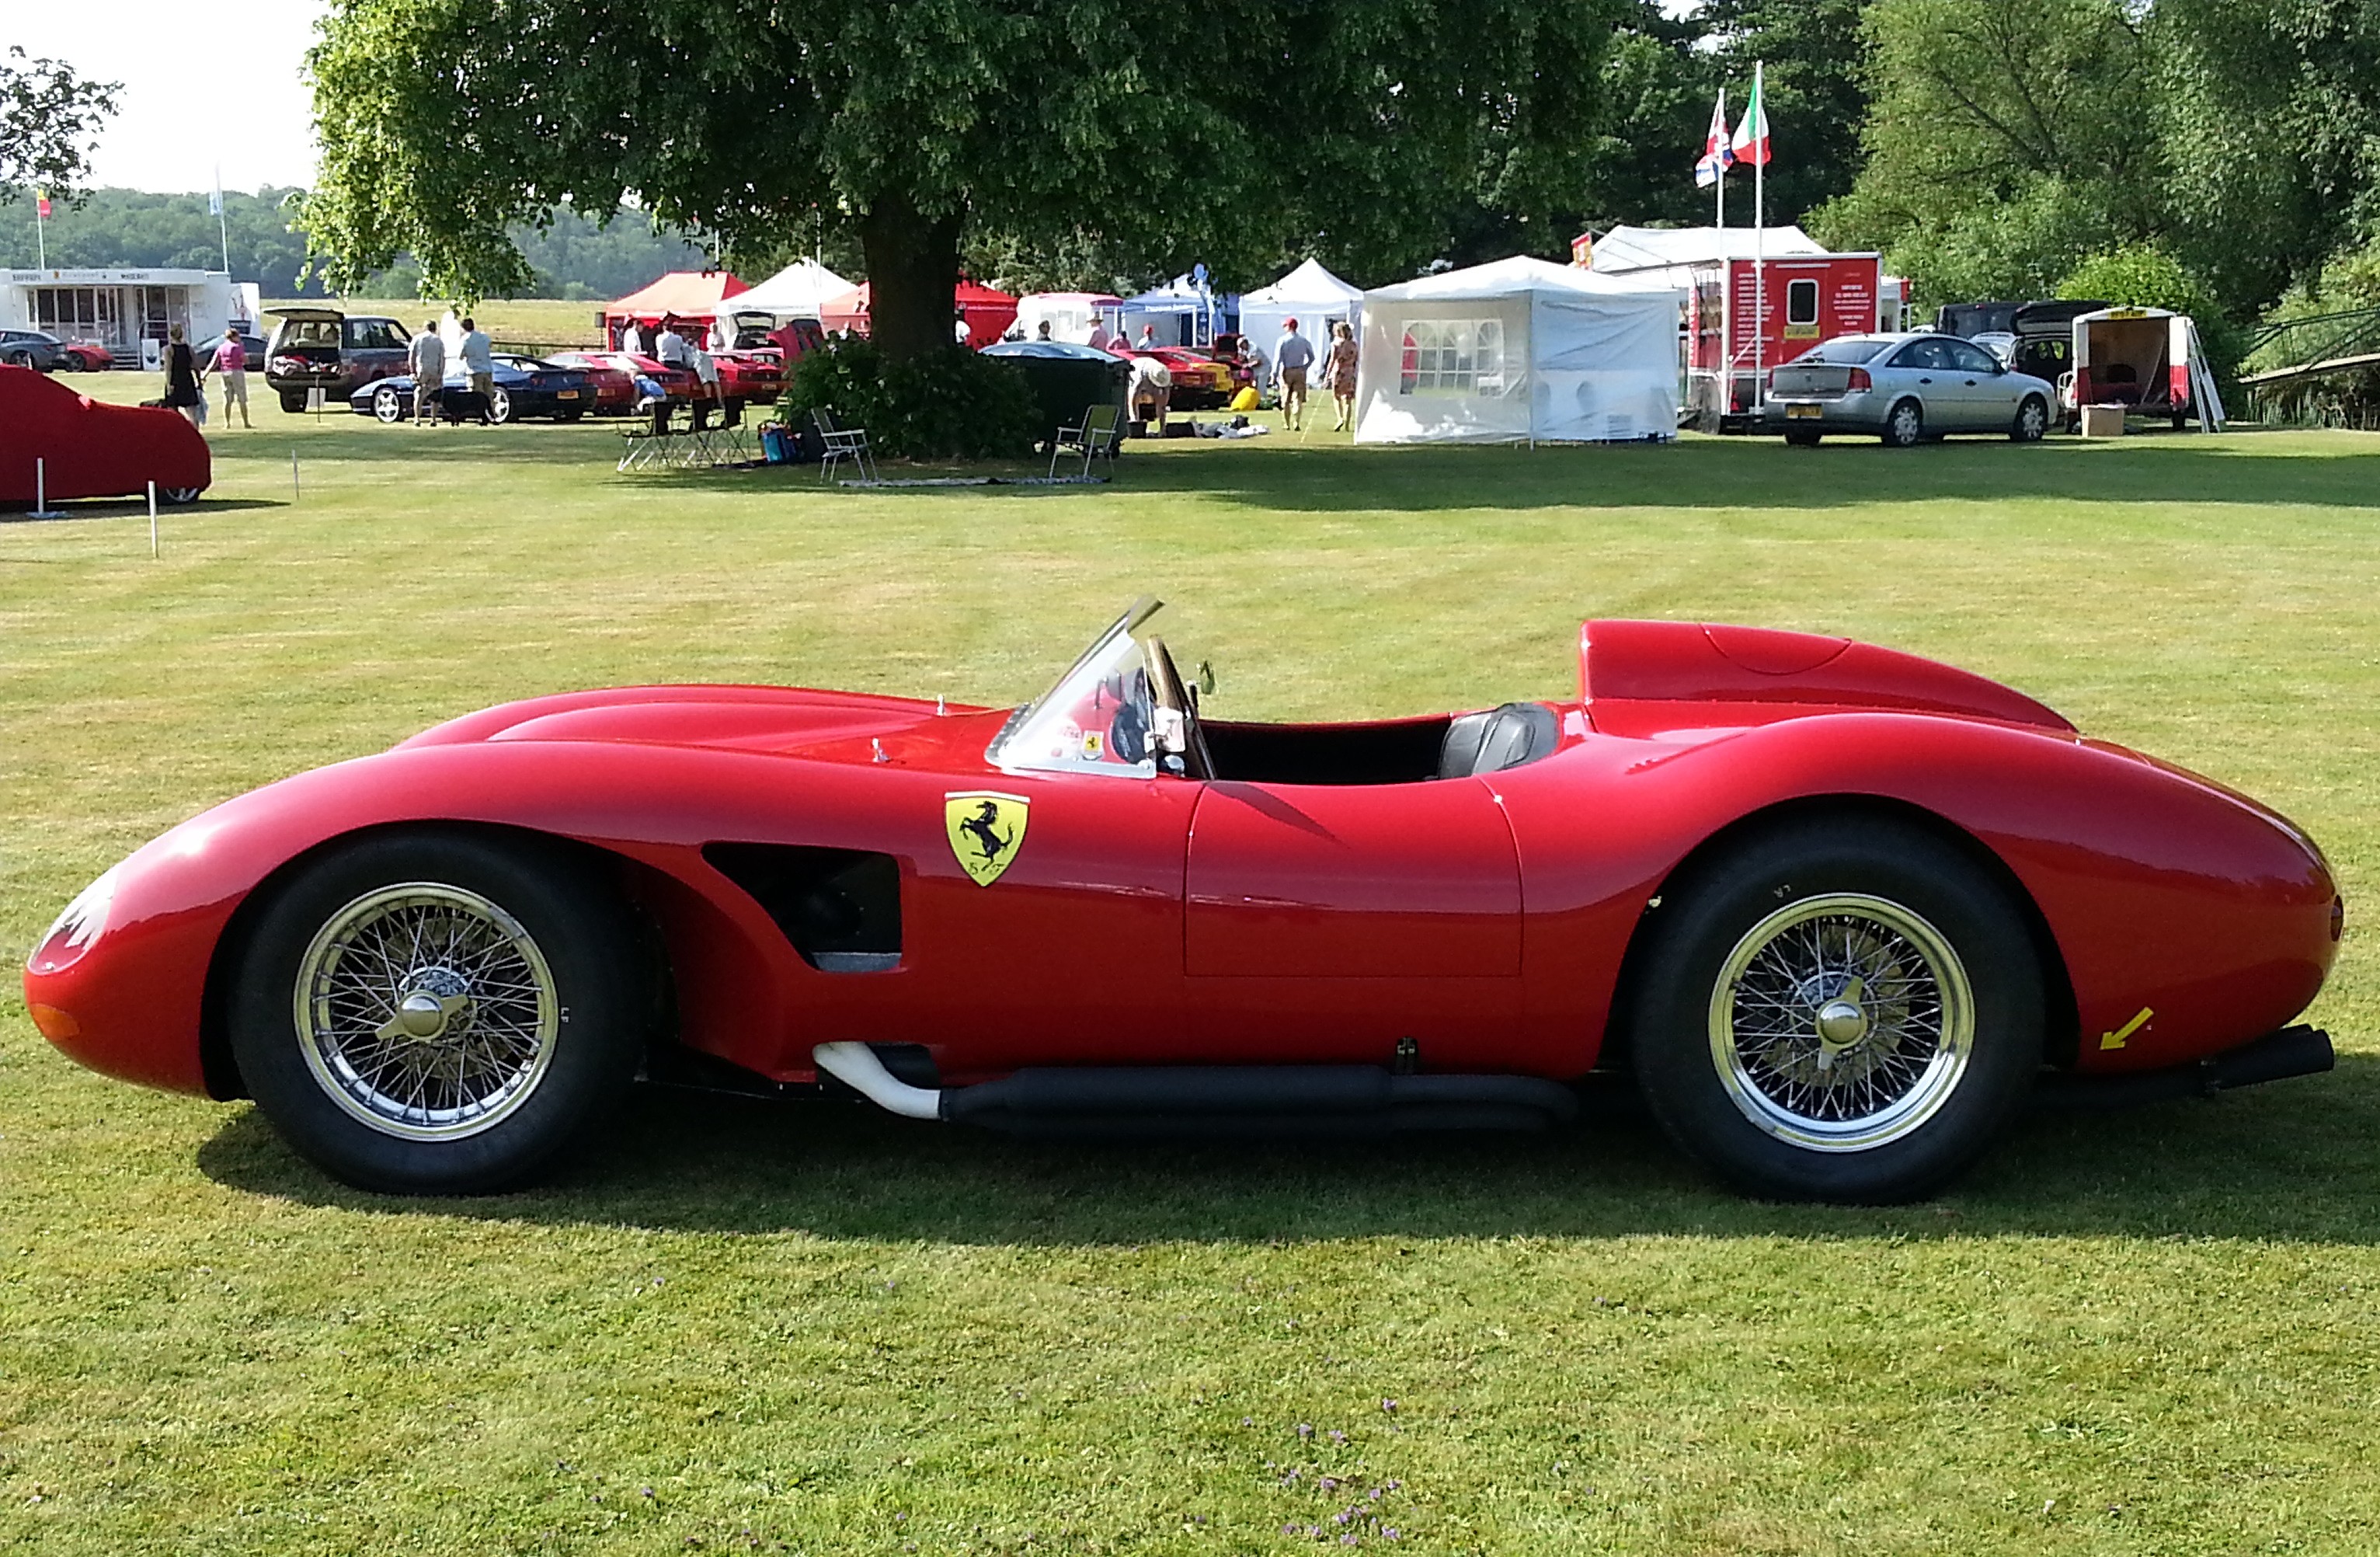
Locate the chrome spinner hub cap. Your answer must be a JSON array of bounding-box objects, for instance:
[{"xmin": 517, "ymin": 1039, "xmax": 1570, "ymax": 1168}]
[
  {"xmin": 1708, "ymin": 893, "xmax": 1975, "ymax": 1152},
  {"xmin": 293, "ymin": 883, "xmax": 560, "ymax": 1141}
]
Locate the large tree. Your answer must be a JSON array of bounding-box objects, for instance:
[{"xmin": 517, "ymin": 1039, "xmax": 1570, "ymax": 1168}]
[
  {"xmin": 0, "ymin": 46, "xmax": 120, "ymax": 201},
  {"xmin": 302, "ymin": 0, "xmax": 1630, "ymax": 353}
]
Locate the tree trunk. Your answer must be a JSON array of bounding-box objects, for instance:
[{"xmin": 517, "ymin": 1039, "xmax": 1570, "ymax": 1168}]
[{"xmin": 857, "ymin": 190, "xmax": 964, "ymax": 363}]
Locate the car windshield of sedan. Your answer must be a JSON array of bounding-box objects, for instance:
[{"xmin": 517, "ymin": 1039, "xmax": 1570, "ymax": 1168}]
[
  {"xmin": 989, "ymin": 598, "xmax": 1167, "ymax": 777},
  {"xmin": 1794, "ymin": 337, "xmax": 1894, "ymax": 364}
]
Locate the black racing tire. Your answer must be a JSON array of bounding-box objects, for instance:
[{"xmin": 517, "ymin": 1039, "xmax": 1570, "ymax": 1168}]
[
  {"xmin": 2011, "ymin": 395, "xmax": 2049, "ymax": 442},
  {"xmin": 1881, "ymin": 399, "xmax": 1924, "ymax": 448},
  {"xmin": 1784, "ymin": 428, "xmax": 1822, "ymax": 448},
  {"xmin": 228, "ymin": 827, "xmax": 648, "ymax": 1194},
  {"xmin": 1628, "ymin": 813, "xmax": 2044, "ymax": 1203}
]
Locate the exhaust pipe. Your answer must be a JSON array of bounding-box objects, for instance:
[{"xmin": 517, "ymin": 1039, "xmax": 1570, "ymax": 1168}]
[{"xmin": 2033, "ymin": 1025, "xmax": 2333, "ymax": 1113}]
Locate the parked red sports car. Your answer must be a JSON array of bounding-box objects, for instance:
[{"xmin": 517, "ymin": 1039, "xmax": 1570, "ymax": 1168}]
[
  {"xmin": 25, "ymin": 601, "xmax": 2339, "ymax": 1201},
  {"xmin": 548, "ymin": 350, "xmax": 697, "ymax": 409},
  {"xmin": 2, "ymin": 364, "xmax": 210, "ymax": 507},
  {"xmin": 59, "ymin": 340, "xmax": 115, "ymax": 372},
  {"xmin": 1116, "ymin": 346, "xmax": 1236, "ymax": 409}
]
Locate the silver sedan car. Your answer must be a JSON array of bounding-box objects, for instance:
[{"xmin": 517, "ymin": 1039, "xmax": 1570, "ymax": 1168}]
[{"xmin": 1762, "ymin": 333, "xmax": 2056, "ymax": 448}]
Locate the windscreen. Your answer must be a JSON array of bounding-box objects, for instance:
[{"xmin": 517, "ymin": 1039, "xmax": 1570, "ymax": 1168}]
[
  {"xmin": 988, "ymin": 599, "xmax": 1164, "ymax": 776},
  {"xmin": 1794, "ymin": 336, "xmax": 1893, "ymax": 365}
]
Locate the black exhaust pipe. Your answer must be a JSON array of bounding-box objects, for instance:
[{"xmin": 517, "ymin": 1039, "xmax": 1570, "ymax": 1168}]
[
  {"xmin": 941, "ymin": 1064, "xmax": 1580, "ymax": 1138},
  {"xmin": 2031, "ymin": 1025, "xmax": 2333, "ymax": 1113}
]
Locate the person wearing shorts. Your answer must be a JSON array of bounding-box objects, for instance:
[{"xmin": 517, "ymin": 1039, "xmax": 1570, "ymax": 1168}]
[
  {"xmin": 458, "ymin": 316, "xmax": 496, "ymax": 421},
  {"xmin": 211, "ymin": 326, "xmax": 252, "ymax": 429},
  {"xmin": 1272, "ymin": 317, "xmax": 1317, "ymax": 431}
]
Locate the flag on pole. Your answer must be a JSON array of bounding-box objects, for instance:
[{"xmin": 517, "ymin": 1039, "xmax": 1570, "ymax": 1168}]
[
  {"xmin": 1730, "ymin": 73, "xmax": 1773, "ymax": 166},
  {"xmin": 1694, "ymin": 92, "xmax": 1735, "ymax": 188},
  {"xmin": 36, "ymin": 190, "xmax": 52, "ymax": 220},
  {"xmin": 209, "ymin": 183, "xmax": 223, "ymax": 218}
]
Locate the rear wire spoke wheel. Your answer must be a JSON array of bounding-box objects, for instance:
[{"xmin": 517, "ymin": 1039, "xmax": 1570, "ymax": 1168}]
[
  {"xmin": 229, "ymin": 829, "xmax": 649, "ymax": 1193},
  {"xmin": 1709, "ymin": 894, "xmax": 1973, "ymax": 1152},
  {"xmin": 1630, "ymin": 815, "xmax": 2044, "ymax": 1203}
]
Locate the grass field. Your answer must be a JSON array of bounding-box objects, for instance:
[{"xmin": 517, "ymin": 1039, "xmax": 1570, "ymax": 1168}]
[{"xmin": 4, "ymin": 375, "xmax": 2378, "ymax": 1555}]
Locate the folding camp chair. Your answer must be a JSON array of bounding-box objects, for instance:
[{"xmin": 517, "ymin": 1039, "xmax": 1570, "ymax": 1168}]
[
  {"xmin": 1049, "ymin": 403, "xmax": 1122, "ymax": 478},
  {"xmin": 813, "ymin": 408, "xmax": 879, "ymax": 484},
  {"xmin": 616, "ymin": 400, "xmax": 680, "ymax": 471},
  {"xmin": 710, "ymin": 399, "xmax": 753, "ymax": 465}
]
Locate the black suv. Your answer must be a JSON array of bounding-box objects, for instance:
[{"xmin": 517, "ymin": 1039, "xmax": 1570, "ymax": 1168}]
[{"xmin": 263, "ymin": 308, "xmax": 412, "ymax": 412}]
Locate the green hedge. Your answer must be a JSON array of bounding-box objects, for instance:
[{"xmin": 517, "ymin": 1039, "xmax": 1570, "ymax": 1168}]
[{"xmin": 778, "ymin": 338, "xmax": 1037, "ymax": 461}]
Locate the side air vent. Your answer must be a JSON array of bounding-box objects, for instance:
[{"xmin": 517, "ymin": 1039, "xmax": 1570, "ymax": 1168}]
[{"xmin": 702, "ymin": 844, "xmax": 902, "ymax": 972}]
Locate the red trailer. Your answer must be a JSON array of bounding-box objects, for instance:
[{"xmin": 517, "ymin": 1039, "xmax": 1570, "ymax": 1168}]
[
  {"xmin": 1683, "ymin": 252, "xmax": 1893, "ymax": 426},
  {"xmin": 1583, "ymin": 228, "xmax": 1901, "ymax": 431}
]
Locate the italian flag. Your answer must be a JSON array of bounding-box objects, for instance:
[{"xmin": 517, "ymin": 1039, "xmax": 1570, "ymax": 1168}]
[{"xmin": 1730, "ymin": 75, "xmax": 1773, "ymax": 167}]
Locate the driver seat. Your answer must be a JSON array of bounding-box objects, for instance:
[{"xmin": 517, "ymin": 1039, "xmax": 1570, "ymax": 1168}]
[{"xmin": 1438, "ymin": 702, "xmax": 1559, "ymax": 779}]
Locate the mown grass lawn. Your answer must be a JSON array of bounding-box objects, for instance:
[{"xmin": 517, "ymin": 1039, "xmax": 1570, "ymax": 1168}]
[{"xmin": 3, "ymin": 378, "xmax": 2377, "ymax": 1555}]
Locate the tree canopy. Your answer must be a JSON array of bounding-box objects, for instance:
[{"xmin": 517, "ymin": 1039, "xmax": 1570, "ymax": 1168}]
[
  {"xmin": 0, "ymin": 46, "xmax": 120, "ymax": 201},
  {"xmin": 300, "ymin": 0, "xmax": 1637, "ymax": 355}
]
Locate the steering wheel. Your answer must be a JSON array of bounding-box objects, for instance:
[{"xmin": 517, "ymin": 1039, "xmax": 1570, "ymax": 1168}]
[{"xmin": 1142, "ymin": 636, "xmax": 1215, "ymax": 779}]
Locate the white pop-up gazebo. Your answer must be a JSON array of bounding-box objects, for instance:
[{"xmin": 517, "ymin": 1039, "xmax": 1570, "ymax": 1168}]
[
  {"xmin": 1353, "ymin": 256, "xmax": 1682, "ymax": 445},
  {"xmin": 1239, "ymin": 259, "xmax": 1363, "ymax": 351},
  {"xmin": 725, "ymin": 259, "xmax": 855, "ymax": 322}
]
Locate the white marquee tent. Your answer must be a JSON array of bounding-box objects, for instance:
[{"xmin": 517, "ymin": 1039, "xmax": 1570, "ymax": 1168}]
[
  {"xmin": 1354, "ymin": 256, "xmax": 1682, "ymax": 446},
  {"xmin": 1115, "ymin": 274, "xmax": 1229, "ymax": 347},
  {"xmin": 1238, "ymin": 259, "xmax": 1363, "ymax": 351},
  {"xmin": 725, "ymin": 259, "xmax": 855, "ymax": 321}
]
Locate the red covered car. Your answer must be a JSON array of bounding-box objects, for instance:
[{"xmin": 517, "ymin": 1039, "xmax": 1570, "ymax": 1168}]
[
  {"xmin": 2, "ymin": 363, "xmax": 210, "ymax": 507},
  {"xmin": 25, "ymin": 601, "xmax": 2340, "ymax": 1201}
]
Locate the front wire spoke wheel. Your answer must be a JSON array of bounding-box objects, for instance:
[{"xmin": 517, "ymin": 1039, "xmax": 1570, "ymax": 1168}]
[
  {"xmin": 1708, "ymin": 893, "xmax": 1975, "ymax": 1152},
  {"xmin": 293, "ymin": 882, "xmax": 560, "ymax": 1141}
]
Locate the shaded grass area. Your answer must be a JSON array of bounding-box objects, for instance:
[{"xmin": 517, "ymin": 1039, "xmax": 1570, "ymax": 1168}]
[{"xmin": 3, "ymin": 385, "xmax": 2378, "ymax": 1554}]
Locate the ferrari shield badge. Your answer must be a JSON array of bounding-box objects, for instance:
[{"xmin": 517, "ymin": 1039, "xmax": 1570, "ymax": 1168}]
[{"xmin": 945, "ymin": 792, "xmax": 1029, "ymax": 886}]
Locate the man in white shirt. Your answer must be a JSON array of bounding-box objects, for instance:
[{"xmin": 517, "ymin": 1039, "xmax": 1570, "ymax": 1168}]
[
  {"xmin": 655, "ymin": 319, "xmax": 696, "ymax": 375},
  {"xmin": 1272, "ymin": 317, "xmax": 1317, "ymax": 430},
  {"xmin": 407, "ymin": 319, "xmax": 446, "ymax": 425},
  {"xmin": 458, "ymin": 316, "xmax": 496, "ymax": 421}
]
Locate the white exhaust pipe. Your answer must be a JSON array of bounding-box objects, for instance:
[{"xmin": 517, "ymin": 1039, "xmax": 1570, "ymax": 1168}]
[{"xmin": 812, "ymin": 1041, "xmax": 942, "ymax": 1120}]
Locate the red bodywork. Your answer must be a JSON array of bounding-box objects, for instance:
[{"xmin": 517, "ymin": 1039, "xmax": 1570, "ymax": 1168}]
[
  {"xmin": 549, "ymin": 352, "xmax": 695, "ymax": 406},
  {"xmin": 26, "ymin": 621, "xmax": 2340, "ymax": 1102},
  {"xmin": 1, "ymin": 364, "xmax": 210, "ymax": 507},
  {"xmin": 61, "ymin": 341, "xmax": 114, "ymax": 371}
]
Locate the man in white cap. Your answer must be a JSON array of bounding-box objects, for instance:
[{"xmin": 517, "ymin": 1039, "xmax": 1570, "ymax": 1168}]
[{"xmin": 1272, "ymin": 316, "xmax": 1317, "ymax": 431}]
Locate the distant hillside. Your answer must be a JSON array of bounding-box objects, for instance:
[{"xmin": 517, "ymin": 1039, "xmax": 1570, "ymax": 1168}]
[{"xmin": 0, "ymin": 188, "xmax": 718, "ymax": 301}]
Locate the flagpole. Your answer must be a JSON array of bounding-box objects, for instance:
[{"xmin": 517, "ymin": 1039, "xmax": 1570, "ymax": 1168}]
[
  {"xmin": 1752, "ymin": 60, "xmax": 1766, "ymax": 413},
  {"xmin": 214, "ymin": 166, "xmax": 231, "ymax": 277},
  {"xmin": 34, "ymin": 196, "xmax": 45, "ymax": 270}
]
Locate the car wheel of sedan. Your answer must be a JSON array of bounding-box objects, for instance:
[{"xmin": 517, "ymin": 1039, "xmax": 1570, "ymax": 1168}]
[
  {"xmin": 1628, "ymin": 813, "xmax": 2044, "ymax": 1203},
  {"xmin": 2010, "ymin": 395, "xmax": 2048, "ymax": 442},
  {"xmin": 1784, "ymin": 429, "xmax": 1822, "ymax": 448},
  {"xmin": 1881, "ymin": 400, "xmax": 1924, "ymax": 448},
  {"xmin": 280, "ymin": 392, "xmax": 308, "ymax": 413},
  {"xmin": 372, "ymin": 386, "xmax": 405, "ymax": 423},
  {"xmin": 228, "ymin": 828, "xmax": 649, "ymax": 1194},
  {"xmin": 158, "ymin": 486, "xmax": 204, "ymax": 505},
  {"xmin": 486, "ymin": 388, "xmax": 513, "ymax": 425}
]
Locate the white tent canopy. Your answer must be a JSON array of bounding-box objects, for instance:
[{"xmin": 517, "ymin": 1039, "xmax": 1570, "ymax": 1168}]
[
  {"xmin": 724, "ymin": 259, "xmax": 854, "ymax": 322},
  {"xmin": 1588, "ymin": 225, "xmax": 1827, "ymax": 273},
  {"xmin": 1239, "ymin": 258, "xmax": 1364, "ymax": 350},
  {"xmin": 1354, "ymin": 256, "xmax": 1681, "ymax": 446}
]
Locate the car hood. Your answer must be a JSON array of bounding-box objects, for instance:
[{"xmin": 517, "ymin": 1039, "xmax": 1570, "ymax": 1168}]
[{"xmin": 395, "ymin": 684, "xmax": 1007, "ymax": 767}]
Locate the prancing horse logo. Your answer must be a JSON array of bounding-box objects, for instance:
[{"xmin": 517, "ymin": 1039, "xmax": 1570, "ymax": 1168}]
[{"xmin": 944, "ymin": 792, "xmax": 1030, "ymax": 886}]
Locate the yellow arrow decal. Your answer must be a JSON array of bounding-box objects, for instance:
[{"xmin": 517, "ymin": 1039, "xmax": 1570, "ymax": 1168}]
[{"xmin": 2099, "ymin": 1006, "xmax": 2154, "ymax": 1051}]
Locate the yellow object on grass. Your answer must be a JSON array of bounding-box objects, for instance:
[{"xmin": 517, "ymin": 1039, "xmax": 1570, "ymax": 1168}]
[{"xmin": 1230, "ymin": 387, "xmax": 1261, "ymax": 412}]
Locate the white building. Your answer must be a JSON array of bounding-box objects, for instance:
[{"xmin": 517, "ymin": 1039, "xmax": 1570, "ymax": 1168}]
[{"xmin": 1, "ymin": 269, "xmax": 261, "ymax": 365}]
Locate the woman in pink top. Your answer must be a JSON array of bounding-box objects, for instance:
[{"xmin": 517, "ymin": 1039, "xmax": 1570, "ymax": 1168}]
[{"xmin": 209, "ymin": 327, "xmax": 253, "ymax": 429}]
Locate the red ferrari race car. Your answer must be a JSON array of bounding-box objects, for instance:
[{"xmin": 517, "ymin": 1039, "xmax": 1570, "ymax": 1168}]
[
  {"xmin": 25, "ymin": 601, "xmax": 2340, "ymax": 1202},
  {"xmin": 2, "ymin": 363, "xmax": 210, "ymax": 507}
]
